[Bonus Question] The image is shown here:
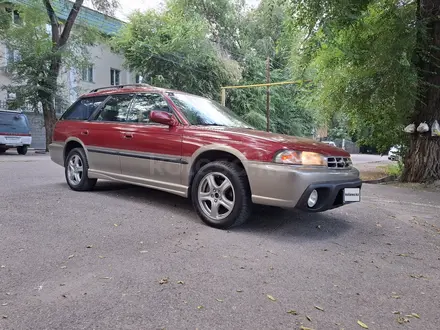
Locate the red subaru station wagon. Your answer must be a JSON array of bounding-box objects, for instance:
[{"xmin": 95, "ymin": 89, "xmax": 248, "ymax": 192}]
[{"xmin": 49, "ymin": 84, "xmax": 361, "ymax": 229}]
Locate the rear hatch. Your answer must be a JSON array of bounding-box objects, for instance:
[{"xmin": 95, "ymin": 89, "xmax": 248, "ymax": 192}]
[{"xmin": 0, "ymin": 111, "xmax": 31, "ymax": 144}]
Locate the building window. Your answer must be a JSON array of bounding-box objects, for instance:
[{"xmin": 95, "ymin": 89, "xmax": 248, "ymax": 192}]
[
  {"xmin": 82, "ymin": 66, "xmax": 93, "ymax": 83},
  {"xmin": 135, "ymin": 74, "xmax": 143, "ymax": 84},
  {"xmin": 5, "ymin": 8, "xmax": 21, "ymax": 25},
  {"xmin": 110, "ymin": 68, "xmax": 120, "ymax": 86}
]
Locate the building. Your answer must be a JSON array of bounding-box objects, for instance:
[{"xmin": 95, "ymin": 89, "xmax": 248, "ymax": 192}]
[{"xmin": 0, "ymin": 0, "xmax": 138, "ymax": 149}]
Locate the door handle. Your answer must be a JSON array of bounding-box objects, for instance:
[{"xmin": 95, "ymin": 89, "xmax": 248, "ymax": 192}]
[
  {"xmin": 123, "ymin": 132, "xmax": 133, "ymax": 139},
  {"xmin": 81, "ymin": 130, "xmax": 89, "ymax": 135}
]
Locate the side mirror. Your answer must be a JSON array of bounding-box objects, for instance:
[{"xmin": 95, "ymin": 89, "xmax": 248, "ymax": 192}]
[{"xmin": 149, "ymin": 111, "xmax": 178, "ymax": 126}]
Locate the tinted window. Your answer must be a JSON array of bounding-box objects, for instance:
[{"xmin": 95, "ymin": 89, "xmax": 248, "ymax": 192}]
[
  {"xmin": 0, "ymin": 112, "xmax": 30, "ymax": 134},
  {"xmin": 96, "ymin": 94, "xmax": 134, "ymax": 122},
  {"xmin": 61, "ymin": 96, "xmax": 108, "ymax": 121},
  {"xmin": 126, "ymin": 93, "xmax": 170, "ymax": 123}
]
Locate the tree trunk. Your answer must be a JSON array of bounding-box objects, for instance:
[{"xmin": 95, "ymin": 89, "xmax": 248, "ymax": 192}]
[
  {"xmin": 401, "ymin": 0, "xmax": 440, "ymax": 183},
  {"xmin": 39, "ymin": 56, "xmax": 62, "ymax": 151}
]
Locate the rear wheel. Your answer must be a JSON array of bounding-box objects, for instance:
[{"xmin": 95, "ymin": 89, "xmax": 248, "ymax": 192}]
[
  {"xmin": 17, "ymin": 146, "xmax": 28, "ymax": 155},
  {"xmin": 65, "ymin": 148, "xmax": 97, "ymax": 191},
  {"xmin": 0, "ymin": 148, "xmax": 7, "ymax": 154},
  {"xmin": 191, "ymin": 161, "xmax": 252, "ymax": 229}
]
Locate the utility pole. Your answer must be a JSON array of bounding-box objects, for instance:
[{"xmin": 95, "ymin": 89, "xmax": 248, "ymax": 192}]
[{"xmin": 266, "ymin": 56, "xmax": 270, "ymax": 132}]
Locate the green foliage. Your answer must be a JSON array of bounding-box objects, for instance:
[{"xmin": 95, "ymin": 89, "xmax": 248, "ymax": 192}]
[
  {"xmin": 111, "ymin": 6, "xmax": 240, "ymax": 100},
  {"xmin": 286, "ymin": 0, "xmax": 418, "ymax": 151},
  {"xmin": 0, "ymin": 1, "xmax": 101, "ymax": 110}
]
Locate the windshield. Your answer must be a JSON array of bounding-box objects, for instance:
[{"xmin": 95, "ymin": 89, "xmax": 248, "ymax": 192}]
[
  {"xmin": 0, "ymin": 112, "xmax": 30, "ymax": 134},
  {"xmin": 168, "ymin": 93, "xmax": 253, "ymax": 128}
]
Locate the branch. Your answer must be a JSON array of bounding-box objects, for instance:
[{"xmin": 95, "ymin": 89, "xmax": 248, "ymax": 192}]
[
  {"xmin": 59, "ymin": 0, "xmax": 84, "ymax": 47},
  {"xmin": 42, "ymin": 0, "xmax": 60, "ymax": 45}
]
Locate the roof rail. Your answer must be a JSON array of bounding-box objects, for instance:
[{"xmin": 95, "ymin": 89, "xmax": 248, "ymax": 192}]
[{"xmin": 89, "ymin": 84, "xmax": 152, "ymax": 93}]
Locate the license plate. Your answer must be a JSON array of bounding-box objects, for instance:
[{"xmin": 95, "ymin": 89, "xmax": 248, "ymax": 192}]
[{"xmin": 344, "ymin": 188, "xmax": 361, "ymax": 202}]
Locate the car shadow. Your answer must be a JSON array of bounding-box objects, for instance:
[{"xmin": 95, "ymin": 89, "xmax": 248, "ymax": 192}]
[{"xmin": 66, "ymin": 180, "xmax": 352, "ymax": 240}]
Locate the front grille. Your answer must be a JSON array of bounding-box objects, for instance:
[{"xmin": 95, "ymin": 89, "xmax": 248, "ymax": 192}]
[{"xmin": 326, "ymin": 156, "xmax": 352, "ymax": 169}]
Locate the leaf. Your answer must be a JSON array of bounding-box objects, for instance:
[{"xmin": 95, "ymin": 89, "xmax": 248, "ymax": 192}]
[
  {"xmin": 114, "ymin": 224, "xmax": 118, "ymax": 227},
  {"xmin": 68, "ymin": 255, "xmax": 74, "ymax": 259},
  {"xmin": 216, "ymin": 298, "xmax": 223, "ymax": 302},
  {"xmin": 391, "ymin": 295, "xmax": 400, "ymax": 299},
  {"xmin": 99, "ymin": 277, "xmax": 111, "ymax": 280},
  {"xmin": 60, "ymin": 266, "xmax": 67, "ymax": 269},
  {"xmin": 98, "ymin": 256, "xmax": 105, "ymax": 259},
  {"xmin": 159, "ymin": 278, "xmax": 169, "ymax": 284},
  {"xmin": 396, "ymin": 316, "xmax": 410, "ymax": 324},
  {"xmin": 314, "ymin": 305, "xmax": 324, "ymax": 311},
  {"xmin": 236, "ymin": 289, "xmax": 243, "ymax": 292},
  {"xmin": 86, "ymin": 245, "xmax": 93, "ymax": 248},
  {"xmin": 267, "ymin": 294, "xmax": 276, "ymax": 301},
  {"xmin": 177, "ymin": 281, "xmax": 184, "ymax": 284},
  {"xmin": 2, "ymin": 315, "xmax": 7, "ymax": 319},
  {"xmin": 357, "ymin": 320, "xmax": 368, "ymax": 329},
  {"xmin": 392, "ymin": 311, "xmax": 400, "ymax": 314},
  {"xmin": 306, "ymin": 315, "xmax": 312, "ymax": 322},
  {"xmin": 197, "ymin": 305, "xmax": 203, "ymax": 309},
  {"xmin": 300, "ymin": 327, "xmax": 314, "ymax": 330},
  {"xmin": 411, "ymin": 313, "xmax": 420, "ymax": 319},
  {"xmin": 287, "ymin": 310, "xmax": 298, "ymax": 315}
]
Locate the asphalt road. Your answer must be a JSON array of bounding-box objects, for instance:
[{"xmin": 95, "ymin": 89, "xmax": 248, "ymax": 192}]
[
  {"xmin": 1, "ymin": 153, "xmax": 439, "ymax": 330},
  {"xmin": 350, "ymin": 154, "xmax": 389, "ymax": 165}
]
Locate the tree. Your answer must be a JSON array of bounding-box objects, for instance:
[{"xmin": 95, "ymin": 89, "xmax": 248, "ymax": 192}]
[
  {"xmin": 287, "ymin": 0, "xmax": 440, "ymax": 182},
  {"xmin": 0, "ymin": 0, "xmax": 118, "ymax": 150},
  {"xmin": 110, "ymin": 3, "xmax": 241, "ymax": 100}
]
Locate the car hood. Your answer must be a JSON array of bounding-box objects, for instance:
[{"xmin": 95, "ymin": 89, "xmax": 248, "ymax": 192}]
[{"xmin": 195, "ymin": 127, "xmax": 350, "ymax": 157}]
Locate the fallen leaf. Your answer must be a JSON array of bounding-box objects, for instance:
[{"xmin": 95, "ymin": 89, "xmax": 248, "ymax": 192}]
[
  {"xmin": 287, "ymin": 310, "xmax": 298, "ymax": 315},
  {"xmin": 314, "ymin": 305, "xmax": 324, "ymax": 311},
  {"xmin": 139, "ymin": 251, "xmax": 148, "ymax": 254},
  {"xmin": 99, "ymin": 277, "xmax": 111, "ymax": 280},
  {"xmin": 60, "ymin": 266, "xmax": 67, "ymax": 269},
  {"xmin": 306, "ymin": 315, "xmax": 312, "ymax": 322},
  {"xmin": 357, "ymin": 320, "xmax": 368, "ymax": 329},
  {"xmin": 386, "ymin": 242, "xmax": 392, "ymax": 246},
  {"xmin": 2, "ymin": 315, "xmax": 7, "ymax": 319},
  {"xmin": 396, "ymin": 317, "xmax": 410, "ymax": 324},
  {"xmin": 236, "ymin": 289, "xmax": 243, "ymax": 292},
  {"xmin": 300, "ymin": 326, "xmax": 314, "ymax": 330},
  {"xmin": 62, "ymin": 294, "xmax": 67, "ymax": 298},
  {"xmin": 68, "ymin": 255, "xmax": 74, "ymax": 259},
  {"xmin": 86, "ymin": 245, "xmax": 93, "ymax": 248},
  {"xmin": 114, "ymin": 224, "xmax": 118, "ymax": 227},
  {"xmin": 410, "ymin": 274, "xmax": 425, "ymax": 279},
  {"xmin": 215, "ymin": 298, "xmax": 223, "ymax": 302},
  {"xmin": 159, "ymin": 278, "xmax": 169, "ymax": 285},
  {"xmin": 177, "ymin": 281, "xmax": 184, "ymax": 285},
  {"xmin": 197, "ymin": 305, "xmax": 203, "ymax": 309},
  {"xmin": 98, "ymin": 256, "xmax": 105, "ymax": 259},
  {"xmin": 392, "ymin": 311, "xmax": 400, "ymax": 314},
  {"xmin": 266, "ymin": 294, "xmax": 276, "ymax": 301},
  {"xmin": 1, "ymin": 303, "xmax": 7, "ymax": 306},
  {"xmin": 411, "ymin": 313, "xmax": 420, "ymax": 319},
  {"xmin": 60, "ymin": 284, "xmax": 65, "ymax": 287},
  {"xmin": 0, "ymin": 265, "xmax": 5, "ymax": 268},
  {"xmin": 391, "ymin": 295, "xmax": 401, "ymax": 299}
]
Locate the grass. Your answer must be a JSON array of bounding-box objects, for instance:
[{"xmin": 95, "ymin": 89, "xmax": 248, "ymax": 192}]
[{"xmin": 360, "ymin": 163, "xmax": 403, "ymax": 181}]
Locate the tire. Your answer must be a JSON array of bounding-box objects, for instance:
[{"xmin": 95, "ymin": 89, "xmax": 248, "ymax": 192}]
[
  {"xmin": 17, "ymin": 146, "xmax": 28, "ymax": 155},
  {"xmin": 65, "ymin": 147, "xmax": 97, "ymax": 191},
  {"xmin": 0, "ymin": 148, "xmax": 7, "ymax": 154},
  {"xmin": 191, "ymin": 161, "xmax": 252, "ymax": 229}
]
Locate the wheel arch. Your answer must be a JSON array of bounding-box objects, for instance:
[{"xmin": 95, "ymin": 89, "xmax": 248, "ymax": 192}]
[
  {"xmin": 187, "ymin": 145, "xmax": 250, "ymax": 189},
  {"xmin": 63, "ymin": 138, "xmax": 86, "ymax": 164}
]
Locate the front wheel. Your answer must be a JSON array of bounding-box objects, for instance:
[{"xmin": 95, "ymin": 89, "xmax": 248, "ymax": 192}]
[
  {"xmin": 65, "ymin": 148, "xmax": 97, "ymax": 191},
  {"xmin": 191, "ymin": 161, "xmax": 252, "ymax": 229},
  {"xmin": 17, "ymin": 146, "xmax": 28, "ymax": 155}
]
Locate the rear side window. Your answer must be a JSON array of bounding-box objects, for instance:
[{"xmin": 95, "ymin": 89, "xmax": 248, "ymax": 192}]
[
  {"xmin": 61, "ymin": 96, "xmax": 108, "ymax": 121},
  {"xmin": 0, "ymin": 112, "xmax": 30, "ymax": 134}
]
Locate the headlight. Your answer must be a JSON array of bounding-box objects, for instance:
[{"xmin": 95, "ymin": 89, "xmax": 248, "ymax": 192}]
[{"xmin": 274, "ymin": 150, "xmax": 327, "ymax": 166}]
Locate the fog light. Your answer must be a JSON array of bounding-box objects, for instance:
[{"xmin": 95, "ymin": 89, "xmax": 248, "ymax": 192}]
[{"xmin": 307, "ymin": 190, "xmax": 318, "ymax": 208}]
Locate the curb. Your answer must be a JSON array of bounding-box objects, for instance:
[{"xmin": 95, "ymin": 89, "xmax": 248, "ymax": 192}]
[{"xmin": 362, "ymin": 175, "xmax": 397, "ymax": 184}]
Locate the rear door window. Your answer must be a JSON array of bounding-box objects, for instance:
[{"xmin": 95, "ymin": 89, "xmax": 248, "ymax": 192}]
[
  {"xmin": 94, "ymin": 94, "xmax": 135, "ymax": 122},
  {"xmin": 61, "ymin": 96, "xmax": 108, "ymax": 121},
  {"xmin": 0, "ymin": 112, "xmax": 30, "ymax": 134}
]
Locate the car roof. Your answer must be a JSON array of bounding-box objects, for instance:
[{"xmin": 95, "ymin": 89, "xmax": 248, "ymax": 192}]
[
  {"xmin": 0, "ymin": 109, "xmax": 25, "ymax": 114},
  {"xmin": 80, "ymin": 84, "xmax": 190, "ymax": 99}
]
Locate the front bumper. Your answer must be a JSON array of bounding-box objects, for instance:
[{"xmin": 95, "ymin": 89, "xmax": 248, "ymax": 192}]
[
  {"xmin": 295, "ymin": 179, "xmax": 362, "ymax": 212},
  {"xmin": 246, "ymin": 161, "xmax": 361, "ymax": 210}
]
